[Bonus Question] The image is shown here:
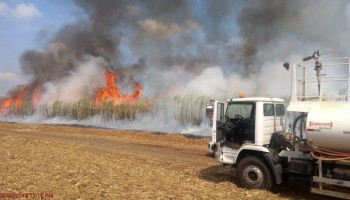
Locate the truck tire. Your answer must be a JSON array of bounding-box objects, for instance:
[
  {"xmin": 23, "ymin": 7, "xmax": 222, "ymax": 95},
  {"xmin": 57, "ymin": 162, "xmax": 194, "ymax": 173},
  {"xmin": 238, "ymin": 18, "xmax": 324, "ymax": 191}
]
[{"xmin": 236, "ymin": 156, "xmax": 274, "ymax": 190}]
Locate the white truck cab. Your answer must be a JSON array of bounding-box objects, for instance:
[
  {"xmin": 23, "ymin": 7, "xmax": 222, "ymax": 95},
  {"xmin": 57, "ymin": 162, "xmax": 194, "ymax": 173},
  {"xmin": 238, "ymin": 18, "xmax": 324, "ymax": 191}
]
[
  {"xmin": 208, "ymin": 97, "xmax": 285, "ymax": 163},
  {"xmin": 207, "ymin": 97, "xmax": 286, "ymax": 189}
]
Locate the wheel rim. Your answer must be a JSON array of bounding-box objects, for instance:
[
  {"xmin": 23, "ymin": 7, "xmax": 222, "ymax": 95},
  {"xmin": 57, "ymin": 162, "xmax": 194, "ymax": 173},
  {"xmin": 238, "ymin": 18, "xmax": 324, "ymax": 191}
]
[{"xmin": 242, "ymin": 165, "xmax": 264, "ymax": 187}]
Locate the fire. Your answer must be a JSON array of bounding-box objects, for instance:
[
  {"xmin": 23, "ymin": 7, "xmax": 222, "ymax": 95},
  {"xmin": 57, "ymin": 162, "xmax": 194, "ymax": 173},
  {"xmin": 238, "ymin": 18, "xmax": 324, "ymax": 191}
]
[
  {"xmin": 95, "ymin": 71, "xmax": 143, "ymax": 105},
  {"xmin": 0, "ymin": 85, "xmax": 43, "ymax": 112},
  {"xmin": 1, "ymin": 85, "xmax": 29, "ymax": 110}
]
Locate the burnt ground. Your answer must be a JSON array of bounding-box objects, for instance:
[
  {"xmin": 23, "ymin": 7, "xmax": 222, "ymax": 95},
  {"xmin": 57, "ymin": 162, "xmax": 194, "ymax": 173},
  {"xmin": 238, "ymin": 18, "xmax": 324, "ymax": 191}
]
[{"xmin": 0, "ymin": 122, "xmax": 340, "ymax": 199}]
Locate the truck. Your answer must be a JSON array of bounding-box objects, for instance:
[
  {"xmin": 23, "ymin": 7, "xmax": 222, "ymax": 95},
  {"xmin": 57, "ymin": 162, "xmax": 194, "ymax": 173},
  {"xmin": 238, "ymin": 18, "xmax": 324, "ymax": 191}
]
[{"xmin": 206, "ymin": 52, "xmax": 350, "ymax": 199}]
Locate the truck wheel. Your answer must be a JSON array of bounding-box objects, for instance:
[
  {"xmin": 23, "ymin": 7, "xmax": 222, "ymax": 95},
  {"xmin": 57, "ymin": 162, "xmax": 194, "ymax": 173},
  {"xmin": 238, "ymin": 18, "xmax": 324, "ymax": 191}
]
[{"xmin": 236, "ymin": 156, "xmax": 273, "ymax": 190}]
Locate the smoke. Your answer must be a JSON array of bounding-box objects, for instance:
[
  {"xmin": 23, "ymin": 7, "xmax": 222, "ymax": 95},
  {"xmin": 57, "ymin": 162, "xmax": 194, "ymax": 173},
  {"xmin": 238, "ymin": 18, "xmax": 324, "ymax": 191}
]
[
  {"xmin": 237, "ymin": 0, "xmax": 290, "ymax": 76},
  {"xmin": 41, "ymin": 56, "xmax": 106, "ymax": 104},
  {"xmin": 237, "ymin": 0, "xmax": 350, "ymax": 75},
  {"xmin": 2, "ymin": 0, "xmax": 350, "ymax": 136},
  {"xmin": 173, "ymin": 67, "xmax": 257, "ymax": 98},
  {"xmin": 1, "ymin": 1, "xmax": 349, "ymax": 117}
]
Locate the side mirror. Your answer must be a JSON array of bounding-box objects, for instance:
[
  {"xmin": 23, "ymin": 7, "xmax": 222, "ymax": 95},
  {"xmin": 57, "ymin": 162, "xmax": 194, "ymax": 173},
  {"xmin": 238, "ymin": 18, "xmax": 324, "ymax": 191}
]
[{"xmin": 206, "ymin": 103, "xmax": 213, "ymax": 119}]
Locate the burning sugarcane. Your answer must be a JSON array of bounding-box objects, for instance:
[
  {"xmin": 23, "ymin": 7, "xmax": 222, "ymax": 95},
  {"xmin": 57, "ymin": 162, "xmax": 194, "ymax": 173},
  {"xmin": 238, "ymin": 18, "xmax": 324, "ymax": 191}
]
[{"xmin": 94, "ymin": 70, "xmax": 143, "ymax": 106}]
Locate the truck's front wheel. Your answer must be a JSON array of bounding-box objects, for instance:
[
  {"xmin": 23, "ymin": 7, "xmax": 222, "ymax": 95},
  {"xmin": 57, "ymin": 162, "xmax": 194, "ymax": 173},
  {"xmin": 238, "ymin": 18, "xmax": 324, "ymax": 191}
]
[{"xmin": 236, "ymin": 156, "xmax": 273, "ymax": 190}]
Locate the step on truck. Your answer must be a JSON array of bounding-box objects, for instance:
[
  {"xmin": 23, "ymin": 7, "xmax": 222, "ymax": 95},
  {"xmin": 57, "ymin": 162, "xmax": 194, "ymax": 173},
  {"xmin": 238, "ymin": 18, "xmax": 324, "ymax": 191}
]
[{"xmin": 206, "ymin": 52, "xmax": 350, "ymax": 199}]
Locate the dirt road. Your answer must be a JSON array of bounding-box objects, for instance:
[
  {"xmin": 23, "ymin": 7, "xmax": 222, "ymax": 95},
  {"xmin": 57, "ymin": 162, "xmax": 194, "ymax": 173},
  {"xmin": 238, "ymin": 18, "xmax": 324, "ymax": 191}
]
[{"xmin": 0, "ymin": 122, "xmax": 333, "ymax": 199}]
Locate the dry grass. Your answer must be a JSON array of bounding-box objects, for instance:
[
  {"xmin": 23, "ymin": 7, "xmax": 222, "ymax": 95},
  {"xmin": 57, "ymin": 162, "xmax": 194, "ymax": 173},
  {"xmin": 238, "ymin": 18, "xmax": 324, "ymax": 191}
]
[
  {"xmin": 0, "ymin": 123, "xmax": 331, "ymax": 200},
  {"xmin": 0, "ymin": 135, "xmax": 276, "ymax": 199}
]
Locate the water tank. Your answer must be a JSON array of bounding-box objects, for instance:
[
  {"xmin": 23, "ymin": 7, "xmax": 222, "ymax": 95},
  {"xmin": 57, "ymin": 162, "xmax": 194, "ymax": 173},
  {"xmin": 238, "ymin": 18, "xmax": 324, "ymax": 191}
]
[{"xmin": 306, "ymin": 102, "xmax": 350, "ymax": 152}]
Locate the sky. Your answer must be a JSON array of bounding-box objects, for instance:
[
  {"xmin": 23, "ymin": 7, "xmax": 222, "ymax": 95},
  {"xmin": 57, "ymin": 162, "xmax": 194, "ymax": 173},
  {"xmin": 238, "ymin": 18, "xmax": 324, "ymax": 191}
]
[
  {"xmin": 0, "ymin": 0, "xmax": 78, "ymax": 95},
  {"xmin": 1, "ymin": 0, "xmax": 350, "ymax": 99}
]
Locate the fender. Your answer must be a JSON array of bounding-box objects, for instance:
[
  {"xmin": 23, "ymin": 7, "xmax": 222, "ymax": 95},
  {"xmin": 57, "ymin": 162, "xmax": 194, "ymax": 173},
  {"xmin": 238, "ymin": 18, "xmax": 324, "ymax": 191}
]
[
  {"xmin": 263, "ymin": 151, "xmax": 282, "ymax": 184},
  {"xmin": 234, "ymin": 144, "xmax": 269, "ymax": 163},
  {"xmin": 235, "ymin": 145, "xmax": 282, "ymax": 184}
]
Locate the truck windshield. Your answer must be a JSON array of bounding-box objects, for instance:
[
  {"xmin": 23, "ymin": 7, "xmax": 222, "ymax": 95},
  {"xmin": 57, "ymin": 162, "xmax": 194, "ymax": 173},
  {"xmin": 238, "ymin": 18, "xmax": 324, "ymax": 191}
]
[{"xmin": 226, "ymin": 102, "xmax": 254, "ymax": 119}]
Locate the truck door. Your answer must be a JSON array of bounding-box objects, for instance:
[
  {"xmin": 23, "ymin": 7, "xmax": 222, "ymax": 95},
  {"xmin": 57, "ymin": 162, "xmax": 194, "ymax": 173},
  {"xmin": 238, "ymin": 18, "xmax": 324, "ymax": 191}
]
[
  {"xmin": 206, "ymin": 100, "xmax": 225, "ymax": 143},
  {"xmin": 263, "ymin": 103, "xmax": 276, "ymax": 134},
  {"xmin": 261, "ymin": 103, "xmax": 286, "ymax": 145}
]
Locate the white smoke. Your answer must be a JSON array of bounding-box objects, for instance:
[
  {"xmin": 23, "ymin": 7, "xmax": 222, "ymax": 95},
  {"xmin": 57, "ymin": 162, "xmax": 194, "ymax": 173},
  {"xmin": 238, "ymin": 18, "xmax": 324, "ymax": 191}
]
[
  {"xmin": 256, "ymin": 61, "xmax": 292, "ymax": 97},
  {"xmin": 173, "ymin": 66, "xmax": 257, "ymax": 98},
  {"xmin": 41, "ymin": 56, "xmax": 106, "ymax": 104},
  {"xmin": 0, "ymin": 107, "xmax": 211, "ymax": 136}
]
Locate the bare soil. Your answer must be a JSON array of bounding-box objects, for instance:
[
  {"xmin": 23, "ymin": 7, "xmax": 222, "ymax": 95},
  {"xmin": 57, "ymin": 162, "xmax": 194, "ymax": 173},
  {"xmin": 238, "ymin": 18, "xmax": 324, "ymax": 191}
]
[{"xmin": 0, "ymin": 122, "xmax": 336, "ymax": 199}]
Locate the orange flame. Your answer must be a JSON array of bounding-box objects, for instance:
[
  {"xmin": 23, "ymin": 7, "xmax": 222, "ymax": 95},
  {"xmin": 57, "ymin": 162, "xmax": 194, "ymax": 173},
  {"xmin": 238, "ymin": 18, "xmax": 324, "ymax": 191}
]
[
  {"xmin": 1, "ymin": 86, "xmax": 29, "ymax": 110},
  {"xmin": 0, "ymin": 85, "xmax": 43, "ymax": 113},
  {"xmin": 95, "ymin": 71, "xmax": 143, "ymax": 105}
]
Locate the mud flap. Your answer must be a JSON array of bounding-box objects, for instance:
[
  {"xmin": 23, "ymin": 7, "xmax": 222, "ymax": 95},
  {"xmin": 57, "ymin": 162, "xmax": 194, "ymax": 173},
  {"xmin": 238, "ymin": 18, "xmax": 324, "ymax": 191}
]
[{"xmin": 263, "ymin": 152, "xmax": 282, "ymax": 184}]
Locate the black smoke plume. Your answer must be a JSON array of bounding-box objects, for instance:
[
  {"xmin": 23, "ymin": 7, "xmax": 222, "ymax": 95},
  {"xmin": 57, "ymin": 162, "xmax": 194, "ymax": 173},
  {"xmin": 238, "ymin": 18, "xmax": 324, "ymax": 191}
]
[{"xmin": 12, "ymin": 0, "xmax": 350, "ymax": 99}]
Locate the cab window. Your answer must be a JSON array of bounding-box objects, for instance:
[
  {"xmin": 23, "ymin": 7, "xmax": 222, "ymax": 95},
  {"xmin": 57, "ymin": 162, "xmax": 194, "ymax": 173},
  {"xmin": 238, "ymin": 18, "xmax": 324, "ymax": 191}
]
[
  {"xmin": 226, "ymin": 102, "xmax": 255, "ymax": 119},
  {"xmin": 263, "ymin": 104, "xmax": 275, "ymax": 116}
]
